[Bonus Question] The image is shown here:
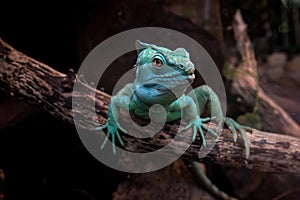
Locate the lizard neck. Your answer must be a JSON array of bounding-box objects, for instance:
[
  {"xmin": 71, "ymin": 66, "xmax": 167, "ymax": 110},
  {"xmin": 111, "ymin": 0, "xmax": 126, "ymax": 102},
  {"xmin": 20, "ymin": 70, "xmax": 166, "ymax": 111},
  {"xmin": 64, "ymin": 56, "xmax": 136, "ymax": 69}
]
[
  {"xmin": 130, "ymin": 92, "xmax": 153, "ymax": 111},
  {"xmin": 133, "ymin": 82, "xmax": 183, "ymax": 107}
]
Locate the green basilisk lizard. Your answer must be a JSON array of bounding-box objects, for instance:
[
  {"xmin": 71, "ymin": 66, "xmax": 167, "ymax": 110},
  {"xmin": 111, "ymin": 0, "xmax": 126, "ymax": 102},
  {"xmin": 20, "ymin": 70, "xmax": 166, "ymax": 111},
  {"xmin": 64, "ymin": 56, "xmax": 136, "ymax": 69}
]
[{"xmin": 96, "ymin": 40, "xmax": 250, "ymax": 200}]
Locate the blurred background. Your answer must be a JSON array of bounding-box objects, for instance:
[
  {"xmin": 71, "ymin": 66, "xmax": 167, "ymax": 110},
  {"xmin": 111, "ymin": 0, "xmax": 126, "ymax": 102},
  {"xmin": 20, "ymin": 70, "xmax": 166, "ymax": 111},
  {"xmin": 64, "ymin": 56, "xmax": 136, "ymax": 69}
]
[{"xmin": 0, "ymin": 0, "xmax": 300, "ymax": 199}]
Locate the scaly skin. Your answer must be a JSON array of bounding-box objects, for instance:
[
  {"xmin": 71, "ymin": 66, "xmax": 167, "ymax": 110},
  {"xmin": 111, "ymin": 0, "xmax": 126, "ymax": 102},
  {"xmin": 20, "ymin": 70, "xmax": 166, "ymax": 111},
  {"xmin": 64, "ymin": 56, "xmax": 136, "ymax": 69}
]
[{"xmin": 96, "ymin": 40, "xmax": 250, "ymax": 200}]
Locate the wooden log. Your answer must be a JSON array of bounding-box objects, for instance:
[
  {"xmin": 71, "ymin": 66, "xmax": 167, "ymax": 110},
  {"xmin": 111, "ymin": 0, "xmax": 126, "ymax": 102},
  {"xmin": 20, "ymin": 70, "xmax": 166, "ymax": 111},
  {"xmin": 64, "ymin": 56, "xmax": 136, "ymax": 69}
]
[{"xmin": 1, "ymin": 36, "xmax": 300, "ymax": 175}]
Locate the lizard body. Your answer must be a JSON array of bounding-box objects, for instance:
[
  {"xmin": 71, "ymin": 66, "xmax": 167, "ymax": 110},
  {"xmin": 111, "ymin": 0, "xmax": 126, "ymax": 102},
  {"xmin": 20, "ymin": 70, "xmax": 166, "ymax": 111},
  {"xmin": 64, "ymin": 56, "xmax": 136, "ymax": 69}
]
[{"xmin": 97, "ymin": 40, "xmax": 249, "ymax": 200}]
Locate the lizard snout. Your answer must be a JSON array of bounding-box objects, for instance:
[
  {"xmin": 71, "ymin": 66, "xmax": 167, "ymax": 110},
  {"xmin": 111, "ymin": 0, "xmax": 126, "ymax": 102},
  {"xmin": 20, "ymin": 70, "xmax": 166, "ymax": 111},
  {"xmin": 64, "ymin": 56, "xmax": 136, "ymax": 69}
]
[
  {"xmin": 184, "ymin": 66, "xmax": 195, "ymax": 82},
  {"xmin": 187, "ymin": 73, "xmax": 195, "ymax": 82},
  {"xmin": 180, "ymin": 62, "xmax": 195, "ymax": 75},
  {"xmin": 185, "ymin": 66, "xmax": 195, "ymax": 75}
]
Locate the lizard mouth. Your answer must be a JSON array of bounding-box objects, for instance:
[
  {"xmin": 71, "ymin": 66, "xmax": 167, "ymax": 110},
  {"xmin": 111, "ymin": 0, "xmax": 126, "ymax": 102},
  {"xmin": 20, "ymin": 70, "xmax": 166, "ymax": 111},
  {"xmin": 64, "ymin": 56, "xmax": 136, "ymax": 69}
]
[
  {"xmin": 142, "ymin": 83, "xmax": 171, "ymax": 91},
  {"xmin": 187, "ymin": 74, "xmax": 195, "ymax": 82},
  {"xmin": 142, "ymin": 82, "xmax": 187, "ymax": 94},
  {"xmin": 143, "ymin": 72, "xmax": 195, "ymax": 87}
]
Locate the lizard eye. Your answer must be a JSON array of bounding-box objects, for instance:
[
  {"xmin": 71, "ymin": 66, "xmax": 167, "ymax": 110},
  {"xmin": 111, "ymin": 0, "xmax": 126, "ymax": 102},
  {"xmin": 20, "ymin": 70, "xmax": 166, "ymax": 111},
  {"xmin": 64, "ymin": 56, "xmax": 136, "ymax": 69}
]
[{"xmin": 153, "ymin": 58, "xmax": 163, "ymax": 67}]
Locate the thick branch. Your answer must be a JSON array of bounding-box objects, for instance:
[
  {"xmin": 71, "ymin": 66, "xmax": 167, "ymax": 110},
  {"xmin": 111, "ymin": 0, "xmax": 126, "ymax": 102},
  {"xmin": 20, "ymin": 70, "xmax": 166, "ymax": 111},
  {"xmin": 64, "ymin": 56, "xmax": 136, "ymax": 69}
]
[
  {"xmin": 0, "ymin": 37, "xmax": 300, "ymax": 174},
  {"xmin": 231, "ymin": 10, "xmax": 300, "ymax": 137}
]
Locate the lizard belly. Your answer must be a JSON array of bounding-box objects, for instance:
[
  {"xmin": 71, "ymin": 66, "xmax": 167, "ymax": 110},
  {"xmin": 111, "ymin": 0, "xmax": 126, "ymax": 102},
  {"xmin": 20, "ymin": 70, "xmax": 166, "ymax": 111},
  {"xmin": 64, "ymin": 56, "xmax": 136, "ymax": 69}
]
[{"xmin": 133, "ymin": 106, "xmax": 182, "ymax": 122}]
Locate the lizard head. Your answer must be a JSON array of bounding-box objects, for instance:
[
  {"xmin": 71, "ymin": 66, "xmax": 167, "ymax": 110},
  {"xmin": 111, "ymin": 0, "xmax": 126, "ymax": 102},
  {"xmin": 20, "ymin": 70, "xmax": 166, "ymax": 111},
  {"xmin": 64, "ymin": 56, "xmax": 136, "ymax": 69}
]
[{"xmin": 133, "ymin": 40, "xmax": 195, "ymax": 105}]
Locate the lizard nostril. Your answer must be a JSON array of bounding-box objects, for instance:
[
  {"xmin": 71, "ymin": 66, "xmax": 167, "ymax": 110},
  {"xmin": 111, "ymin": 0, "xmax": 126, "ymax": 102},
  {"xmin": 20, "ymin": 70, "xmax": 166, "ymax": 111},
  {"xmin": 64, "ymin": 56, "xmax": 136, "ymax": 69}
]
[{"xmin": 185, "ymin": 67, "xmax": 195, "ymax": 75}]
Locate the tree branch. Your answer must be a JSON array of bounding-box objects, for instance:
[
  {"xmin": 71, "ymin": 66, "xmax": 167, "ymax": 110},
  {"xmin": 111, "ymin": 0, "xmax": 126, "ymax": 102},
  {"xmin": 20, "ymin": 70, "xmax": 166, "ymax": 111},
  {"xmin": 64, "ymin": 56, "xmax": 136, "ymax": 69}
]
[
  {"xmin": 0, "ymin": 36, "xmax": 300, "ymax": 175},
  {"xmin": 231, "ymin": 10, "xmax": 300, "ymax": 137}
]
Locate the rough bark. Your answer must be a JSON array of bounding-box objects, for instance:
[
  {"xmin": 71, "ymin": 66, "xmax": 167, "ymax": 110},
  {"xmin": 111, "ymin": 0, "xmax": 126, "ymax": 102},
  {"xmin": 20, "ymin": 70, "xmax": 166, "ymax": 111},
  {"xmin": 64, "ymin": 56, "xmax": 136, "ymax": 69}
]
[
  {"xmin": 231, "ymin": 10, "xmax": 300, "ymax": 137},
  {"xmin": 1, "ymin": 36, "xmax": 300, "ymax": 175}
]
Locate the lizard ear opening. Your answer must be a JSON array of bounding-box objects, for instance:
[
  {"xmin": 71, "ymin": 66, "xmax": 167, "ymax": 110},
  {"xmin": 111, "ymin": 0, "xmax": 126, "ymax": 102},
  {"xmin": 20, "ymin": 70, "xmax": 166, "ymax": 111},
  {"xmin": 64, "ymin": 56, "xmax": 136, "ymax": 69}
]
[{"xmin": 135, "ymin": 40, "xmax": 152, "ymax": 54}]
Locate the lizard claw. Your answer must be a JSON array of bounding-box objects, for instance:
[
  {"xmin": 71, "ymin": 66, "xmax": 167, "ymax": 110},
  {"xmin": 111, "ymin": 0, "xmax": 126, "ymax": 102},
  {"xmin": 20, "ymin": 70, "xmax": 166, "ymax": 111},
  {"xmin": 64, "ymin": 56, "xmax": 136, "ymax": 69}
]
[
  {"xmin": 116, "ymin": 123, "xmax": 127, "ymax": 134},
  {"xmin": 223, "ymin": 118, "xmax": 250, "ymax": 159},
  {"xmin": 95, "ymin": 124, "xmax": 107, "ymax": 131},
  {"xmin": 184, "ymin": 117, "xmax": 217, "ymax": 148},
  {"xmin": 96, "ymin": 120, "xmax": 126, "ymax": 155}
]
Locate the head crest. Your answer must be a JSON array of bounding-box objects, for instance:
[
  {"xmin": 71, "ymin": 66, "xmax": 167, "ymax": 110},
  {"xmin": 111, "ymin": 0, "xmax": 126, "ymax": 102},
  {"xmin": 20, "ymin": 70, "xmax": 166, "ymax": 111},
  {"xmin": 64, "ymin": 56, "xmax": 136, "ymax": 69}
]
[
  {"xmin": 135, "ymin": 40, "xmax": 189, "ymax": 59},
  {"xmin": 135, "ymin": 40, "xmax": 156, "ymax": 54},
  {"xmin": 173, "ymin": 48, "xmax": 190, "ymax": 59}
]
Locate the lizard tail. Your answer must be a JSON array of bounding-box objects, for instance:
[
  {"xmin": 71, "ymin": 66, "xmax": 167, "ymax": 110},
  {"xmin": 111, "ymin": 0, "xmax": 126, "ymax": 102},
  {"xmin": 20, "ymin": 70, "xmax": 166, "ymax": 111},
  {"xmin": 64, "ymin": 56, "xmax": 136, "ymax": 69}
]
[{"xmin": 190, "ymin": 161, "xmax": 238, "ymax": 200}]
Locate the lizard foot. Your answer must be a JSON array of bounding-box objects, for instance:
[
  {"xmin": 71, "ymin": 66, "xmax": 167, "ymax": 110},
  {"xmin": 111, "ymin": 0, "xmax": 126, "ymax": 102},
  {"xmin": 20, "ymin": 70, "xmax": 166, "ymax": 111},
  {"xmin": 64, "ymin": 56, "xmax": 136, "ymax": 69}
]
[
  {"xmin": 183, "ymin": 117, "xmax": 218, "ymax": 147},
  {"xmin": 222, "ymin": 117, "xmax": 250, "ymax": 159},
  {"xmin": 95, "ymin": 119, "xmax": 126, "ymax": 155}
]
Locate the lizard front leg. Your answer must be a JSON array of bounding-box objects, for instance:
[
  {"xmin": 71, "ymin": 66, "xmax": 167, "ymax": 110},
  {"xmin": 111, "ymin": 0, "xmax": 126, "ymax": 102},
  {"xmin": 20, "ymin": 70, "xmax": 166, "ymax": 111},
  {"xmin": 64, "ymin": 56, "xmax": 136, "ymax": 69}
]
[
  {"xmin": 168, "ymin": 96, "xmax": 218, "ymax": 147},
  {"xmin": 96, "ymin": 84, "xmax": 133, "ymax": 154},
  {"xmin": 188, "ymin": 85, "xmax": 250, "ymax": 158}
]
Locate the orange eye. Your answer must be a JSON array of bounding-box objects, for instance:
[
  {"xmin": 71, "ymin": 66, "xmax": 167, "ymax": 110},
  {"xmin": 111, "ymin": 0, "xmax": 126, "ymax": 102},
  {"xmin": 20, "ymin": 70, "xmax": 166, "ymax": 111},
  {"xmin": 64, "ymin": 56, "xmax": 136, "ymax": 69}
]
[{"xmin": 153, "ymin": 58, "xmax": 163, "ymax": 67}]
